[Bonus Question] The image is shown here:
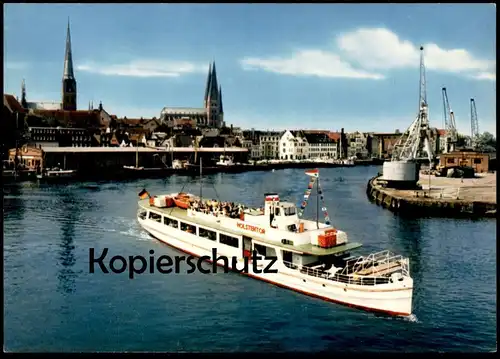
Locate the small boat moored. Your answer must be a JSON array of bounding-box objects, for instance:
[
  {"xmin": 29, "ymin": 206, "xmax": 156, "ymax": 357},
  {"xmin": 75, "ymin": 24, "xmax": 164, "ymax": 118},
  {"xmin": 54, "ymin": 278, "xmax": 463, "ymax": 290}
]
[{"xmin": 37, "ymin": 168, "xmax": 77, "ymax": 182}]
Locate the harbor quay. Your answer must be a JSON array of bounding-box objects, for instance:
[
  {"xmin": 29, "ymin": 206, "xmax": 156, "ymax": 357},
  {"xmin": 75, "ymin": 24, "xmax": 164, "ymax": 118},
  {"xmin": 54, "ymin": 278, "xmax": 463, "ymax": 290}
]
[
  {"xmin": 366, "ymin": 172, "xmax": 497, "ymax": 218},
  {"xmin": 40, "ymin": 146, "xmax": 247, "ymax": 179}
]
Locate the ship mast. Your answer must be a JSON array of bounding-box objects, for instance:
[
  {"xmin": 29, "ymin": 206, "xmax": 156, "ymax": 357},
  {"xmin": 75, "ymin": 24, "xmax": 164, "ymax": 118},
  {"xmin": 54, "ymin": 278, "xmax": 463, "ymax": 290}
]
[
  {"xmin": 199, "ymin": 156, "xmax": 203, "ymax": 199},
  {"xmin": 136, "ymin": 144, "xmax": 139, "ymax": 168},
  {"xmin": 316, "ymin": 173, "xmax": 319, "ymax": 229}
]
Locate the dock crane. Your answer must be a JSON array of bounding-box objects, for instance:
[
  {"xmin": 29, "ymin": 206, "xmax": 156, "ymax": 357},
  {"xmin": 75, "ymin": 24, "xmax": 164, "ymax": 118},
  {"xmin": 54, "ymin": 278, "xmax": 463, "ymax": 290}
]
[
  {"xmin": 470, "ymin": 98, "xmax": 479, "ymax": 149},
  {"xmin": 381, "ymin": 46, "xmax": 434, "ymax": 189},
  {"xmin": 441, "ymin": 87, "xmax": 458, "ymax": 153}
]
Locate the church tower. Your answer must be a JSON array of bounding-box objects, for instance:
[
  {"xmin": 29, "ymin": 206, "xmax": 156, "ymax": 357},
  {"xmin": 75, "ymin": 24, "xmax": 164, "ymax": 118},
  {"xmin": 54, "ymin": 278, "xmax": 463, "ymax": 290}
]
[
  {"xmin": 62, "ymin": 19, "xmax": 77, "ymax": 111},
  {"xmin": 204, "ymin": 62, "xmax": 224, "ymax": 128},
  {"xmin": 21, "ymin": 79, "xmax": 27, "ymax": 108}
]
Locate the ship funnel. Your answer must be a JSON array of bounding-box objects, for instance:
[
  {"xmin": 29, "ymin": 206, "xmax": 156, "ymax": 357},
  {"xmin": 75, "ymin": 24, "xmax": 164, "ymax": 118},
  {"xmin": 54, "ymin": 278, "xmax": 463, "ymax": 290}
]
[{"xmin": 264, "ymin": 192, "xmax": 280, "ymax": 217}]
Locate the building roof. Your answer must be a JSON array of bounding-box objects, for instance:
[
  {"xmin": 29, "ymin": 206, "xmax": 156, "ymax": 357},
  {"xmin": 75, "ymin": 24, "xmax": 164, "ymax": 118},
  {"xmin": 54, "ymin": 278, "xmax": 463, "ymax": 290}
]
[
  {"xmin": 4, "ymin": 94, "xmax": 27, "ymax": 113},
  {"xmin": 328, "ymin": 132, "xmax": 341, "ymax": 141},
  {"xmin": 119, "ymin": 118, "xmax": 144, "ymax": 126},
  {"xmin": 303, "ymin": 130, "xmax": 329, "ymax": 134},
  {"xmin": 161, "ymin": 107, "xmax": 206, "ymax": 115},
  {"xmin": 32, "ymin": 109, "xmax": 101, "ymax": 128},
  {"xmin": 303, "ymin": 132, "xmax": 335, "ymax": 144},
  {"xmin": 199, "ymin": 136, "xmax": 226, "ymax": 148},
  {"xmin": 290, "ymin": 130, "xmax": 306, "ymax": 138},
  {"xmin": 260, "ymin": 131, "xmax": 284, "ymax": 137}
]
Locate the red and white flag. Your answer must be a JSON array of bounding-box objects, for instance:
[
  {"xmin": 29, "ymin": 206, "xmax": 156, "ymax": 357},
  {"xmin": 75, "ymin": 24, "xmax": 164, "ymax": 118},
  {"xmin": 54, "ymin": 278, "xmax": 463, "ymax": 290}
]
[
  {"xmin": 265, "ymin": 194, "xmax": 280, "ymax": 202},
  {"xmin": 305, "ymin": 169, "xmax": 319, "ymax": 178}
]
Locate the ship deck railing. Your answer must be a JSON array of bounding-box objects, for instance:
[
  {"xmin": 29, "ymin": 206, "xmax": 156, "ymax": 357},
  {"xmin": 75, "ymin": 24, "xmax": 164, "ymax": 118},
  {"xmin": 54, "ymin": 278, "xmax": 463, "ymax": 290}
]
[
  {"xmin": 282, "ymin": 261, "xmax": 394, "ymax": 286},
  {"xmin": 340, "ymin": 250, "xmax": 410, "ymax": 277}
]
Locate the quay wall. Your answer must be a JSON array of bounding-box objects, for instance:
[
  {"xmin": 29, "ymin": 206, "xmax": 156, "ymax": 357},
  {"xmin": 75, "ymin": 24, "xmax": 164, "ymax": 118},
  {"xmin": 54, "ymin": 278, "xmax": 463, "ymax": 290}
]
[
  {"xmin": 36, "ymin": 147, "xmax": 376, "ymax": 180},
  {"xmin": 366, "ymin": 176, "xmax": 497, "ymax": 218},
  {"xmin": 42, "ymin": 147, "xmax": 248, "ymax": 172}
]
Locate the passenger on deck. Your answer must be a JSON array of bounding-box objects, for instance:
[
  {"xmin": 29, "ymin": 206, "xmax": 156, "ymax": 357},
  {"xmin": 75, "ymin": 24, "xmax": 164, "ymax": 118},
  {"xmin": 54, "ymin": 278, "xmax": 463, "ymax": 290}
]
[{"xmin": 190, "ymin": 198, "xmax": 246, "ymax": 219}]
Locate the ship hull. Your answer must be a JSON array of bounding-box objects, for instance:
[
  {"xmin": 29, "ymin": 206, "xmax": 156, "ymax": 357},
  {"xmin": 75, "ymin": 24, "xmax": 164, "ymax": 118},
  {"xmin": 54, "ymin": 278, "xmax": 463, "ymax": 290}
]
[{"xmin": 138, "ymin": 217, "xmax": 413, "ymax": 317}]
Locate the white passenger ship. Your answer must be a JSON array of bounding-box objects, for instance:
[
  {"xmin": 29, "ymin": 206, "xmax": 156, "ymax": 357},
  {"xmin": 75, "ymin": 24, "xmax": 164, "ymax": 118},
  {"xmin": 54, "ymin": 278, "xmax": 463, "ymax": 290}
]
[{"xmin": 136, "ymin": 169, "xmax": 413, "ymax": 316}]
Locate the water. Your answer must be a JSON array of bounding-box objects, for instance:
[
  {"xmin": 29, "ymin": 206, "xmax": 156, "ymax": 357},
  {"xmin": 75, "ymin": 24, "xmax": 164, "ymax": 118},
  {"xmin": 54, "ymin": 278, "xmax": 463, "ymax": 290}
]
[{"xmin": 3, "ymin": 167, "xmax": 496, "ymax": 352}]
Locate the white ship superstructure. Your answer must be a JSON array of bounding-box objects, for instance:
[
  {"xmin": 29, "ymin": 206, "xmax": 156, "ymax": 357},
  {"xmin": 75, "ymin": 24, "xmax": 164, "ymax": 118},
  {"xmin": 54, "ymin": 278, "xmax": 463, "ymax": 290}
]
[{"xmin": 136, "ymin": 169, "xmax": 413, "ymax": 316}]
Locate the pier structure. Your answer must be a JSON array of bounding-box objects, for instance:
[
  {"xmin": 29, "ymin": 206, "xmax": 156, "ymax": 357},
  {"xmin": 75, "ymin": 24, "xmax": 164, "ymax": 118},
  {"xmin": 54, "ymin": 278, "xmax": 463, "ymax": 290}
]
[{"xmin": 367, "ymin": 172, "xmax": 496, "ymax": 218}]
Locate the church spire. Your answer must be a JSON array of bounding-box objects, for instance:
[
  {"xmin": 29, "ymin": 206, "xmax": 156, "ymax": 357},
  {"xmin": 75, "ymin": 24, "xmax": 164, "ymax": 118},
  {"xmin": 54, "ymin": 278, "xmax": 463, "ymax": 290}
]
[
  {"xmin": 204, "ymin": 62, "xmax": 212, "ymax": 105},
  {"xmin": 21, "ymin": 78, "xmax": 27, "ymax": 108},
  {"xmin": 62, "ymin": 17, "xmax": 77, "ymax": 111},
  {"xmin": 63, "ymin": 17, "xmax": 75, "ymax": 79},
  {"xmin": 209, "ymin": 62, "xmax": 219, "ymax": 102},
  {"xmin": 218, "ymin": 85, "xmax": 223, "ymax": 113}
]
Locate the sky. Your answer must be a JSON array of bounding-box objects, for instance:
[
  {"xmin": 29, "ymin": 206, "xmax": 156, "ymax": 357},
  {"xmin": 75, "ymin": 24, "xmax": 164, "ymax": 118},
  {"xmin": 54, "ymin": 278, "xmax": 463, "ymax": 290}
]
[{"xmin": 4, "ymin": 4, "xmax": 496, "ymax": 135}]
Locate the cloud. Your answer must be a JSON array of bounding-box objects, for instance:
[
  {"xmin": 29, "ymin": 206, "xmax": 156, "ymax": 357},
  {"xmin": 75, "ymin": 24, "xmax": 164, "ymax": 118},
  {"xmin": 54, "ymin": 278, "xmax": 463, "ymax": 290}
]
[
  {"xmin": 337, "ymin": 28, "xmax": 495, "ymax": 79},
  {"xmin": 4, "ymin": 61, "xmax": 29, "ymax": 70},
  {"xmin": 471, "ymin": 72, "xmax": 496, "ymax": 81},
  {"xmin": 241, "ymin": 27, "xmax": 495, "ymax": 81},
  {"xmin": 241, "ymin": 50, "xmax": 384, "ymax": 80},
  {"xmin": 76, "ymin": 60, "xmax": 207, "ymax": 78}
]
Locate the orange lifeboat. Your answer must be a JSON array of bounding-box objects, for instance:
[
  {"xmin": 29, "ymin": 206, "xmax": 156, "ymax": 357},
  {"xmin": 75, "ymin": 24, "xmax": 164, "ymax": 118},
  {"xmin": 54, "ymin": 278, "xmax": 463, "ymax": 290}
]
[
  {"xmin": 318, "ymin": 228, "xmax": 338, "ymax": 248},
  {"xmin": 173, "ymin": 192, "xmax": 192, "ymax": 209}
]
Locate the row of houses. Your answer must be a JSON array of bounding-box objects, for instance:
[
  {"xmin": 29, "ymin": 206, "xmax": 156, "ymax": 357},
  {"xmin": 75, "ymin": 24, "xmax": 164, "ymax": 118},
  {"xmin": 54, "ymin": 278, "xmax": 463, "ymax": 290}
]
[{"xmin": 4, "ymin": 94, "xmax": 452, "ymax": 162}]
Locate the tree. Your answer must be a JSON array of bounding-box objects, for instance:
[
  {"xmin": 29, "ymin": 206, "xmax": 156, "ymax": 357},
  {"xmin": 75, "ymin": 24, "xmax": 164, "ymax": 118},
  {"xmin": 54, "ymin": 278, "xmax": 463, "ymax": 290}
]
[
  {"xmin": 456, "ymin": 134, "xmax": 469, "ymax": 147},
  {"xmin": 476, "ymin": 132, "xmax": 496, "ymax": 153}
]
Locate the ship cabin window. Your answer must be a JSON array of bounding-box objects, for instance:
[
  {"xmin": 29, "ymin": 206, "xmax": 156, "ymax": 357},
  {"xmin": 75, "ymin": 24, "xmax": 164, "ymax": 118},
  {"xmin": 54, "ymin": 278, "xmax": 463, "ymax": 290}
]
[
  {"xmin": 281, "ymin": 239, "xmax": 294, "ymax": 245},
  {"xmin": 283, "ymin": 206, "xmax": 296, "ymax": 216},
  {"xmin": 149, "ymin": 212, "xmax": 162, "ymax": 223},
  {"xmin": 138, "ymin": 210, "xmax": 147, "ymax": 220},
  {"xmin": 199, "ymin": 227, "xmax": 217, "ymax": 241},
  {"xmin": 282, "ymin": 250, "xmax": 298, "ymax": 269},
  {"xmin": 180, "ymin": 222, "xmax": 196, "ymax": 234},
  {"xmin": 254, "ymin": 243, "xmax": 276, "ymax": 258},
  {"xmin": 164, "ymin": 216, "xmax": 178, "ymax": 228},
  {"xmin": 254, "ymin": 244, "xmax": 267, "ymax": 257},
  {"xmin": 301, "ymin": 254, "xmax": 321, "ymax": 267},
  {"xmin": 473, "ymin": 158, "xmax": 482, "ymax": 164},
  {"xmin": 275, "ymin": 207, "xmax": 280, "ymax": 216},
  {"xmin": 219, "ymin": 233, "xmax": 239, "ymax": 248}
]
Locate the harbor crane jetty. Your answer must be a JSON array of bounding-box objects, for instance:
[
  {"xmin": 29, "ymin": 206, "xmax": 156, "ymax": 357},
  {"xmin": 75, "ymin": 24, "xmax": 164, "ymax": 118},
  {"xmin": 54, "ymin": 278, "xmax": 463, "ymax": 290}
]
[
  {"xmin": 441, "ymin": 87, "xmax": 458, "ymax": 154},
  {"xmin": 366, "ymin": 46, "xmax": 496, "ymax": 218},
  {"xmin": 379, "ymin": 46, "xmax": 434, "ymax": 190},
  {"xmin": 470, "ymin": 98, "xmax": 480, "ymax": 149}
]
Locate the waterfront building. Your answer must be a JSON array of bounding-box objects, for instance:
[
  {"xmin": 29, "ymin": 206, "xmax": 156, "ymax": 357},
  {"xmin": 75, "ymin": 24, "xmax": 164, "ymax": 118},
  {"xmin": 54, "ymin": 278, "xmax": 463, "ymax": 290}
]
[
  {"xmin": 116, "ymin": 117, "xmax": 160, "ymax": 134},
  {"xmin": 259, "ymin": 131, "xmax": 283, "ymax": 159},
  {"xmin": 240, "ymin": 130, "xmax": 261, "ymax": 160},
  {"xmin": 303, "ymin": 132, "xmax": 337, "ymax": 159},
  {"xmin": 160, "ymin": 62, "xmax": 224, "ymax": 129},
  {"xmin": 371, "ymin": 132, "xmax": 402, "ymax": 159},
  {"xmin": 439, "ymin": 151, "xmax": 490, "ymax": 173},
  {"xmin": 8, "ymin": 146, "xmax": 43, "ymax": 171},
  {"xmin": 279, "ymin": 130, "xmax": 308, "ymax": 160},
  {"xmin": 436, "ymin": 129, "xmax": 447, "ymax": 154},
  {"xmin": 27, "ymin": 126, "xmax": 95, "ymax": 147},
  {"xmin": 327, "ymin": 132, "xmax": 342, "ymax": 159},
  {"xmin": 347, "ymin": 131, "xmax": 369, "ymax": 159}
]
